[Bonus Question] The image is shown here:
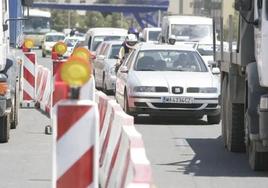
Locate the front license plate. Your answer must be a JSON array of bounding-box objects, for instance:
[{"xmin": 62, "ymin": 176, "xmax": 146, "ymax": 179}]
[{"xmin": 162, "ymin": 96, "xmax": 194, "ymax": 104}]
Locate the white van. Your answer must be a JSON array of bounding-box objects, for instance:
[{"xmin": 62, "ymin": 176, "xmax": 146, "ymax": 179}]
[
  {"xmin": 85, "ymin": 28, "xmax": 128, "ymax": 52},
  {"xmin": 161, "ymin": 16, "xmax": 215, "ymax": 64},
  {"xmin": 161, "ymin": 15, "xmax": 213, "ymax": 44},
  {"xmin": 141, "ymin": 27, "xmax": 161, "ymax": 43}
]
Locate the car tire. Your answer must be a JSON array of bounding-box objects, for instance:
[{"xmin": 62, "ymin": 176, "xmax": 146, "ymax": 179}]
[
  {"xmin": 221, "ymin": 76, "xmax": 228, "ymax": 147},
  {"xmin": 0, "ymin": 115, "xmax": 10, "ymax": 143},
  {"xmin": 102, "ymin": 74, "xmax": 107, "ymax": 93},
  {"xmin": 124, "ymin": 91, "xmax": 131, "ymax": 115},
  {"xmin": 207, "ymin": 114, "xmax": 221, "ymax": 124}
]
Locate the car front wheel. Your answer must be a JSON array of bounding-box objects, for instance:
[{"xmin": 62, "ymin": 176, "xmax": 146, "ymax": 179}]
[{"xmin": 124, "ymin": 91, "xmax": 131, "ymax": 115}]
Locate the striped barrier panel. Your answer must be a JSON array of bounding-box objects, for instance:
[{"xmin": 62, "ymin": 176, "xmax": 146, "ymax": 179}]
[
  {"xmin": 21, "ymin": 52, "xmax": 36, "ymax": 107},
  {"xmin": 54, "ymin": 100, "xmax": 99, "ymax": 188},
  {"xmin": 96, "ymin": 91, "xmax": 154, "ymax": 188}
]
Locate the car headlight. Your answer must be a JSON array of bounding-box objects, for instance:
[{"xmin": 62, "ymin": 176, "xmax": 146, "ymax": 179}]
[
  {"xmin": 199, "ymin": 87, "xmax": 218, "ymax": 93},
  {"xmin": 133, "ymin": 86, "xmax": 156, "ymax": 92}
]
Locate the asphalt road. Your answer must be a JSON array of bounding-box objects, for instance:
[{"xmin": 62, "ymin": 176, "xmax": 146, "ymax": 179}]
[
  {"xmin": 134, "ymin": 116, "xmax": 268, "ymax": 188},
  {"xmin": 0, "ymin": 109, "xmax": 51, "ymax": 188},
  {"xmin": 0, "ymin": 49, "xmax": 52, "ymax": 188},
  {"xmin": 6, "ymin": 49, "xmax": 268, "ymax": 188}
]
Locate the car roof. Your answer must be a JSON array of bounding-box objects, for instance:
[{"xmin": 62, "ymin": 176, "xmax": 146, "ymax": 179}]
[
  {"xmin": 100, "ymin": 40, "xmax": 123, "ymax": 46},
  {"xmin": 86, "ymin": 28, "xmax": 128, "ymax": 36},
  {"xmin": 135, "ymin": 43, "xmax": 196, "ymax": 52},
  {"xmin": 143, "ymin": 27, "xmax": 161, "ymax": 32},
  {"xmin": 164, "ymin": 16, "xmax": 212, "ymax": 25},
  {"xmin": 45, "ymin": 32, "xmax": 65, "ymax": 36}
]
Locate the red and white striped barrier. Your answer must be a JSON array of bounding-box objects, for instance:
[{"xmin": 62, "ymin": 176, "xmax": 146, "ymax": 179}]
[
  {"xmin": 96, "ymin": 91, "xmax": 154, "ymax": 188},
  {"xmin": 21, "ymin": 52, "xmax": 37, "ymax": 107},
  {"xmin": 53, "ymin": 100, "xmax": 99, "ymax": 188},
  {"xmin": 108, "ymin": 125, "xmax": 152, "ymax": 188},
  {"xmin": 35, "ymin": 66, "xmax": 52, "ymax": 116}
]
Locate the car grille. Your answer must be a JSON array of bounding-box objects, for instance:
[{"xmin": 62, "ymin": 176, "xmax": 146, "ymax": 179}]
[
  {"xmin": 155, "ymin": 87, "xmax": 168, "ymax": 92},
  {"xmin": 152, "ymin": 103, "xmax": 203, "ymax": 109}
]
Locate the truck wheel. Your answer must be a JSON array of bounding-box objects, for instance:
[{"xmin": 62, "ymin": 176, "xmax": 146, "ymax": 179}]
[
  {"xmin": 248, "ymin": 140, "xmax": 268, "ymax": 170},
  {"xmin": 207, "ymin": 114, "xmax": 221, "ymax": 124},
  {"xmin": 0, "ymin": 115, "xmax": 10, "ymax": 143},
  {"xmin": 226, "ymin": 78, "xmax": 245, "ymax": 152}
]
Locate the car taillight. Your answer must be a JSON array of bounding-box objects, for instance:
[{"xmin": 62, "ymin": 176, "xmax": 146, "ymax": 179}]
[{"xmin": 0, "ymin": 82, "xmax": 8, "ymax": 96}]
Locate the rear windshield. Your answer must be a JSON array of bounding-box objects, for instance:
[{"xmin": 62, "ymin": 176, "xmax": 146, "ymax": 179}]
[
  {"xmin": 108, "ymin": 44, "xmax": 121, "ymax": 59},
  {"xmin": 148, "ymin": 31, "xmax": 161, "ymax": 41},
  {"xmin": 134, "ymin": 50, "xmax": 207, "ymax": 72},
  {"xmin": 92, "ymin": 35, "xmax": 125, "ymax": 51},
  {"xmin": 46, "ymin": 35, "xmax": 65, "ymax": 42}
]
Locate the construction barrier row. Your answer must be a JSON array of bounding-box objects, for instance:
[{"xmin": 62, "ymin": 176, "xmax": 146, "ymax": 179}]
[{"xmin": 96, "ymin": 91, "xmax": 153, "ymax": 188}]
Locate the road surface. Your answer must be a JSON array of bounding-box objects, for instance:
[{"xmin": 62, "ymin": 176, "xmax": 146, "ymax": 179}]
[
  {"xmin": 0, "ymin": 49, "xmax": 52, "ymax": 188},
  {"xmin": 135, "ymin": 117, "xmax": 268, "ymax": 188},
  {"xmin": 2, "ymin": 49, "xmax": 267, "ymax": 188}
]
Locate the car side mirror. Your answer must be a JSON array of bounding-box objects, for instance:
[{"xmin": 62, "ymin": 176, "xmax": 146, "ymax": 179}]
[
  {"xmin": 120, "ymin": 66, "xmax": 128, "ymax": 73},
  {"xmin": 212, "ymin": 67, "xmax": 220, "ymax": 75}
]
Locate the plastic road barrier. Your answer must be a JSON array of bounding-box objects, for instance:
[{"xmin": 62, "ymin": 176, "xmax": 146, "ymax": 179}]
[
  {"xmin": 21, "ymin": 52, "xmax": 36, "ymax": 107},
  {"xmin": 54, "ymin": 100, "xmax": 99, "ymax": 188}
]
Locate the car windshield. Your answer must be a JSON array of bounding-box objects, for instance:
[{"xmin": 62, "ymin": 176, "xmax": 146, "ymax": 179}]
[
  {"xmin": 46, "ymin": 35, "xmax": 65, "ymax": 42},
  {"xmin": 65, "ymin": 39, "xmax": 78, "ymax": 47},
  {"xmin": 134, "ymin": 50, "xmax": 207, "ymax": 72},
  {"xmin": 148, "ymin": 31, "xmax": 161, "ymax": 41},
  {"xmin": 108, "ymin": 44, "xmax": 121, "ymax": 59},
  {"xmin": 171, "ymin": 24, "xmax": 212, "ymax": 41},
  {"xmin": 24, "ymin": 16, "xmax": 51, "ymax": 34},
  {"xmin": 92, "ymin": 35, "xmax": 125, "ymax": 51}
]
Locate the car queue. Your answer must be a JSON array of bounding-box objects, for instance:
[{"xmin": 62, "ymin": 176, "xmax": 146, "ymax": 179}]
[{"xmin": 90, "ymin": 25, "xmax": 221, "ymax": 124}]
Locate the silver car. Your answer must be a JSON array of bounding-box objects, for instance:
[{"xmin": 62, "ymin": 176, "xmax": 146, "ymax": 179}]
[
  {"xmin": 115, "ymin": 43, "xmax": 221, "ymax": 124},
  {"xmin": 93, "ymin": 41, "xmax": 122, "ymax": 93}
]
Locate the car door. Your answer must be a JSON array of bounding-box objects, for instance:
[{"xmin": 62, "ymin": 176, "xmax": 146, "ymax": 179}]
[
  {"xmin": 94, "ymin": 43, "xmax": 107, "ymax": 87},
  {"xmin": 116, "ymin": 50, "xmax": 136, "ymax": 102},
  {"xmin": 99, "ymin": 44, "xmax": 111, "ymax": 85}
]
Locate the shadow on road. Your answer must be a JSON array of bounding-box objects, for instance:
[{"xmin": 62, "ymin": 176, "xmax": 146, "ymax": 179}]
[
  {"xmin": 135, "ymin": 115, "xmax": 210, "ymax": 126},
  {"xmin": 158, "ymin": 136, "xmax": 268, "ymax": 177}
]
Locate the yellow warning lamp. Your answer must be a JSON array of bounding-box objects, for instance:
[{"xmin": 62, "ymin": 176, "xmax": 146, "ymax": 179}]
[
  {"xmin": 60, "ymin": 56, "xmax": 92, "ymax": 87},
  {"xmin": 72, "ymin": 47, "xmax": 91, "ymax": 62},
  {"xmin": 24, "ymin": 38, "xmax": 34, "ymax": 49},
  {"xmin": 53, "ymin": 42, "xmax": 67, "ymax": 55}
]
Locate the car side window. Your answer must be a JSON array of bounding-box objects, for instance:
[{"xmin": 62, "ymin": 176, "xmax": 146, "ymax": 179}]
[{"xmin": 125, "ymin": 50, "xmax": 136, "ymax": 69}]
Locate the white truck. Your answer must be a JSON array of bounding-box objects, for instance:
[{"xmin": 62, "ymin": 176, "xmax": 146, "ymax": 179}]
[
  {"xmin": 0, "ymin": 0, "xmax": 30, "ymax": 142},
  {"xmin": 161, "ymin": 15, "xmax": 217, "ymax": 65},
  {"xmin": 215, "ymin": 0, "xmax": 268, "ymax": 170}
]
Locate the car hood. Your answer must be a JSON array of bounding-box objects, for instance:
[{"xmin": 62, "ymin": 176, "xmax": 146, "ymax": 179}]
[
  {"xmin": 44, "ymin": 42, "xmax": 57, "ymax": 48},
  {"xmin": 130, "ymin": 71, "xmax": 215, "ymax": 88}
]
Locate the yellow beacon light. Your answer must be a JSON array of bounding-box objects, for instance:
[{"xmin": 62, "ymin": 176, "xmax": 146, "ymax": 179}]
[
  {"xmin": 72, "ymin": 47, "xmax": 90, "ymax": 61},
  {"xmin": 60, "ymin": 56, "xmax": 91, "ymax": 87},
  {"xmin": 54, "ymin": 42, "xmax": 67, "ymax": 55},
  {"xmin": 24, "ymin": 38, "xmax": 34, "ymax": 49}
]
